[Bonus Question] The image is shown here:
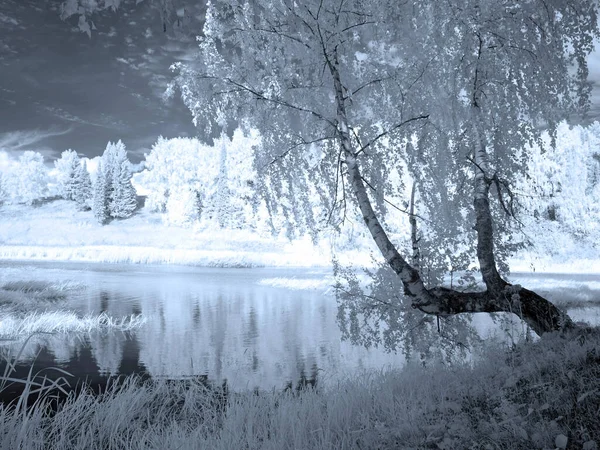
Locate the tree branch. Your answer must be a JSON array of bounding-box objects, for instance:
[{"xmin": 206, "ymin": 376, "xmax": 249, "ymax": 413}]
[
  {"xmin": 359, "ymin": 175, "xmax": 433, "ymax": 224},
  {"xmin": 356, "ymin": 115, "xmax": 430, "ymax": 156}
]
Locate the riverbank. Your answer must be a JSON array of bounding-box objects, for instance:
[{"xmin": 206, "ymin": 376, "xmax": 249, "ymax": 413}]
[
  {"xmin": 0, "ymin": 200, "xmax": 598, "ymax": 274},
  {"xmin": 0, "ymin": 200, "xmax": 339, "ymax": 268},
  {"xmin": 0, "ymin": 327, "xmax": 598, "ymax": 450}
]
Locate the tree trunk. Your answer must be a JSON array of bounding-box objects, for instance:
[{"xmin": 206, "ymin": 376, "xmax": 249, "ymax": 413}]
[
  {"xmin": 327, "ymin": 51, "xmax": 573, "ymax": 336},
  {"xmin": 471, "ymin": 114, "xmax": 506, "ymax": 294}
]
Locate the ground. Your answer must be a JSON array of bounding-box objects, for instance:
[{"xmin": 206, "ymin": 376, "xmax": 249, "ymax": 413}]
[
  {"xmin": 0, "ymin": 199, "xmax": 340, "ymax": 268},
  {"xmin": 1, "ymin": 199, "xmax": 598, "ymax": 275}
]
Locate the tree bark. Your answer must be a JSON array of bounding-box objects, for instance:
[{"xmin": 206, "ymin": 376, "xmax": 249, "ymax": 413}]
[
  {"xmin": 327, "ymin": 50, "xmax": 573, "ymax": 336},
  {"xmin": 471, "ymin": 114, "xmax": 506, "ymax": 294},
  {"xmin": 409, "ymin": 182, "xmax": 420, "ymax": 271}
]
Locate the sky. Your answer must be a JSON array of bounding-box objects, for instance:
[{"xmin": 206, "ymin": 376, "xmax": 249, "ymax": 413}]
[
  {"xmin": 0, "ymin": 0, "xmax": 204, "ymax": 164},
  {"xmin": 1, "ymin": 0, "xmax": 600, "ymax": 165}
]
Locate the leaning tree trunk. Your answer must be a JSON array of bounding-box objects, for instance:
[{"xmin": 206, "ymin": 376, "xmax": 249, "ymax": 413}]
[{"xmin": 327, "ymin": 49, "xmax": 572, "ymax": 336}]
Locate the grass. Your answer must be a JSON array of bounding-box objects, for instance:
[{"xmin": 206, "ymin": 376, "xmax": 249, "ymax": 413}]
[
  {"xmin": 0, "ymin": 327, "xmax": 597, "ymax": 449},
  {"xmin": 0, "ymin": 280, "xmax": 83, "ymax": 312},
  {"xmin": 0, "ymin": 311, "xmax": 146, "ymax": 340},
  {"xmin": 0, "ymin": 279, "xmax": 146, "ymax": 344}
]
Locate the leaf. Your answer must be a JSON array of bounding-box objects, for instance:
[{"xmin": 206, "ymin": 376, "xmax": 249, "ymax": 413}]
[
  {"xmin": 555, "ymin": 434, "xmax": 568, "ymax": 449},
  {"xmin": 577, "ymin": 390, "xmax": 597, "ymax": 404}
]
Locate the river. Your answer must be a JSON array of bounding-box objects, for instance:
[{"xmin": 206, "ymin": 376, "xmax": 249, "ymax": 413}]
[{"xmin": 0, "ymin": 261, "xmax": 598, "ymax": 394}]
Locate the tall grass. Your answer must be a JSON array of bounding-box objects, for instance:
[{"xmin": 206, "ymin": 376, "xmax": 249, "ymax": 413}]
[
  {"xmin": 0, "ymin": 327, "xmax": 598, "ymax": 449},
  {"xmin": 0, "ymin": 280, "xmax": 83, "ymax": 313},
  {"xmin": 0, "ymin": 333, "xmax": 72, "ymax": 439},
  {"xmin": 0, "ymin": 311, "xmax": 146, "ymax": 339},
  {"xmin": 0, "ymin": 279, "xmax": 146, "ymax": 342}
]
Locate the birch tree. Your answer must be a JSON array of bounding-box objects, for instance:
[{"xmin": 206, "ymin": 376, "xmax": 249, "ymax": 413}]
[{"xmin": 168, "ymin": 0, "xmax": 598, "ymax": 337}]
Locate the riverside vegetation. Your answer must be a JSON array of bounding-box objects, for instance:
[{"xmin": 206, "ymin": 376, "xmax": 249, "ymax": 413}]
[{"xmin": 0, "ymin": 325, "xmax": 598, "ymax": 449}]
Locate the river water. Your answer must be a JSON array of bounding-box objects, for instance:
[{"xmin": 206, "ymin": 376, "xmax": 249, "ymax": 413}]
[{"xmin": 0, "ymin": 261, "xmax": 598, "ymax": 393}]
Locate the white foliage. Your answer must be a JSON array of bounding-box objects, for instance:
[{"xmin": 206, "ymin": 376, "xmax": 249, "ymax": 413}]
[
  {"xmin": 54, "ymin": 149, "xmax": 79, "ymax": 200},
  {"xmin": 3, "ymin": 151, "xmax": 48, "ymax": 205},
  {"xmin": 139, "ymin": 129, "xmax": 260, "ymax": 228},
  {"xmin": 165, "ymin": 187, "xmax": 201, "ymax": 225},
  {"xmin": 518, "ymin": 121, "xmax": 600, "ymax": 245}
]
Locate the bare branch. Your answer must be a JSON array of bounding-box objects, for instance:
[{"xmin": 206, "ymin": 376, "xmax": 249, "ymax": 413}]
[
  {"xmin": 359, "ymin": 175, "xmax": 433, "ymax": 224},
  {"xmin": 351, "ymin": 76, "xmax": 392, "ymax": 97},
  {"xmin": 262, "ymin": 134, "xmax": 333, "ymax": 169},
  {"xmin": 215, "ymin": 76, "xmax": 337, "ymax": 128},
  {"xmin": 356, "ymin": 115, "xmax": 430, "ymax": 156}
]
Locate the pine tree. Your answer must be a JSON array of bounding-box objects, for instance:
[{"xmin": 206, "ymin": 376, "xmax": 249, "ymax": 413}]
[
  {"xmin": 0, "ymin": 173, "xmax": 7, "ymax": 205},
  {"xmin": 215, "ymin": 136, "xmax": 231, "ymax": 228},
  {"xmin": 92, "ymin": 162, "xmax": 110, "ymax": 224},
  {"xmin": 110, "ymin": 158, "xmax": 137, "ymax": 218},
  {"xmin": 73, "ymin": 160, "xmax": 93, "ymax": 210},
  {"xmin": 97, "ymin": 140, "xmax": 137, "ymax": 220}
]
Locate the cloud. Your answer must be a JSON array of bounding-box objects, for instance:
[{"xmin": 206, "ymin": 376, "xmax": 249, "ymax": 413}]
[
  {"xmin": 0, "ymin": 128, "xmax": 72, "ymax": 152},
  {"xmin": 0, "ymin": 129, "xmax": 73, "ymax": 168}
]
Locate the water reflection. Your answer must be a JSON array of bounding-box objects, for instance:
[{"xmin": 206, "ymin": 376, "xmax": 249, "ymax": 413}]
[
  {"xmin": 0, "ymin": 262, "xmax": 598, "ymax": 395},
  {"xmin": 0, "ymin": 262, "xmax": 403, "ymax": 392}
]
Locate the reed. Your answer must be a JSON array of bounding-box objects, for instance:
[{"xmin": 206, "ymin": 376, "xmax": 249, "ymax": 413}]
[{"xmin": 0, "ymin": 327, "xmax": 597, "ymax": 449}]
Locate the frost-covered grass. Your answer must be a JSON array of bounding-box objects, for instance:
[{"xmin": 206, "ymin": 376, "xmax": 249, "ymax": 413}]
[
  {"xmin": 0, "ymin": 311, "xmax": 146, "ymax": 340},
  {"xmin": 0, "ymin": 278, "xmax": 145, "ymax": 342},
  {"xmin": 0, "ymin": 327, "xmax": 598, "ymax": 449},
  {"xmin": 0, "ymin": 200, "xmax": 339, "ymax": 268},
  {"xmin": 0, "ymin": 280, "xmax": 83, "ymax": 309}
]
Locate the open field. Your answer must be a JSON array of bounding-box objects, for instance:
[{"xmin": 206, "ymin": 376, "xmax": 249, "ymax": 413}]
[
  {"xmin": 0, "ymin": 200, "xmax": 344, "ymax": 268},
  {"xmin": 0, "ymin": 200, "xmax": 599, "ymax": 274}
]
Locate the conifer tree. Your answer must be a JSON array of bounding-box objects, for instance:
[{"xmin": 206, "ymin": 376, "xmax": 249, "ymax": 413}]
[
  {"xmin": 0, "ymin": 173, "xmax": 7, "ymax": 205},
  {"xmin": 73, "ymin": 160, "xmax": 93, "ymax": 210},
  {"xmin": 110, "ymin": 157, "xmax": 137, "ymax": 218},
  {"xmin": 92, "ymin": 162, "xmax": 110, "ymax": 224},
  {"xmin": 95, "ymin": 140, "xmax": 137, "ymax": 221}
]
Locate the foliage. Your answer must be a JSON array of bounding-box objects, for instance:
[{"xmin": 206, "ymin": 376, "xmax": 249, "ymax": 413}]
[
  {"xmin": 517, "ymin": 121, "xmax": 600, "ymax": 246},
  {"xmin": 138, "ymin": 129, "xmax": 261, "ymax": 228},
  {"xmin": 92, "ymin": 141, "xmax": 137, "ymax": 224},
  {"xmin": 334, "ymin": 258, "xmax": 481, "ymax": 363},
  {"xmin": 53, "ymin": 150, "xmax": 80, "ymax": 201},
  {"xmin": 2, "ymin": 152, "xmax": 48, "ymax": 206}
]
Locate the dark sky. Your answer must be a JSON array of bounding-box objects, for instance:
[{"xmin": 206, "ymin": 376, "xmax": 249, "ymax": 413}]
[
  {"xmin": 1, "ymin": 1, "xmax": 599, "ymax": 164},
  {"xmin": 0, "ymin": 0, "xmax": 203, "ymax": 164}
]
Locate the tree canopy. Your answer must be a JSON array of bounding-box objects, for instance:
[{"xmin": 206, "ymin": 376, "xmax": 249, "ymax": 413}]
[
  {"xmin": 165, "ymin": 0, "xmax": 599, "ymax": 339},
  {"xmin": 57, "ymin": 0, "xmax": 600, "ymax": 343}
]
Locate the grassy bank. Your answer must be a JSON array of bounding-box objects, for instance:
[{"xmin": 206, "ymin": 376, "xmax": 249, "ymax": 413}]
[
  {"xmin": 0, "ymin": 200, "xmax": 337, "ymax": 268},
  {"xmin": 2, "ymin": 200, "xmax": 598, "ymax": 273},
  {"xmin": 0, "ymin": 280, "xmax": 145, "ymax": 343},
  {"xmin": 0, "ymin": 328, "xmax": 598, "ymax": 450}
]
